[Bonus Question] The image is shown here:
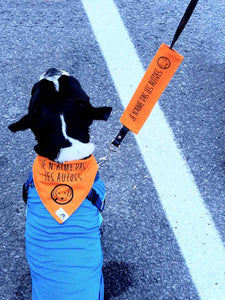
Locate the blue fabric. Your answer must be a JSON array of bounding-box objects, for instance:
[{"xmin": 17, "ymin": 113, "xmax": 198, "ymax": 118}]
[{"xmin": 25, "ymin": 172, "xmax": 105, "ymax": 300}]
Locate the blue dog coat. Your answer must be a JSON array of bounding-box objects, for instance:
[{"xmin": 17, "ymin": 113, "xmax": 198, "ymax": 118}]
[{"xmin": 25, "ymin": 171, "xmax": 105, "ymax": 300}]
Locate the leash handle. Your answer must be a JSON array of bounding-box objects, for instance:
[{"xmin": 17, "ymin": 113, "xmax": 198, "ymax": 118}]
[{"xmin": 170, "ymin": 0, "xmax": 199, "ymax": 49}]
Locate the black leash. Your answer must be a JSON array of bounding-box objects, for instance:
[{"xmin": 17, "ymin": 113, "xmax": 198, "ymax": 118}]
[{"xmin": 170, "ymin": 0, "xmax": 199, "ymax": 49}]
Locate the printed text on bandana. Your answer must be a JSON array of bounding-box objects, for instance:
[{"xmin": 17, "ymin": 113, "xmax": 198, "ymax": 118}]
[{"xmin": 42, "ymin": 159, "xmax": 87, "ymax": 183}]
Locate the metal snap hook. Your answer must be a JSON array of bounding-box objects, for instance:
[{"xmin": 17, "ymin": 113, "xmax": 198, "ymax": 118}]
[{"xmin": 98, "ymin": 141, "xmax": 120, "ymax": 167}]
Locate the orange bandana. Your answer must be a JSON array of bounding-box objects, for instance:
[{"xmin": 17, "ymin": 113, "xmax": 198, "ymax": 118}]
[{"xmin": 33, "ymin": 155, "xmax": 98, "ymax": 224}]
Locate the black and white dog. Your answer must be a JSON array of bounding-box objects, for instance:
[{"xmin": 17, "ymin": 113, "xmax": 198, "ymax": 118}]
[
  {"xmin": 9, "ymin": 68, "xmax": 112, "ymax": 300},
  {"xmin": 9, "ymin": 68, "xmax": 112, "ymax": 161}
]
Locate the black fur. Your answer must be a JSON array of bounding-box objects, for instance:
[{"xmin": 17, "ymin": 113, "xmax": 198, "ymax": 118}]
[{"xmin": 8, "ymin": 69, "xmax": 112, "ymax": 161}]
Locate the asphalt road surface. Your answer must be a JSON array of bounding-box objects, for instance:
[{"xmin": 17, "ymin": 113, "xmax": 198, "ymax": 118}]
[{"xmin": 0, "ymin": 0, "xmax": 225, "ymax": 299}]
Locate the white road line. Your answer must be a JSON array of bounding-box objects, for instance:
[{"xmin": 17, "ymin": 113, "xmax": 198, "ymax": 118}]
[{"xmin": 82, "ymin": 1, "xmax": 225, "ymax": 299}]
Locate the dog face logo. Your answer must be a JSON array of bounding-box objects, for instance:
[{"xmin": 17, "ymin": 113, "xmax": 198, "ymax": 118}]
[
  {"xmin": 51, "ymin": 184, "xmax": 73, "ymax": 205},
  {"xmin": 157, "ymin": 56, "xmax": 171, "ymax": 69}
]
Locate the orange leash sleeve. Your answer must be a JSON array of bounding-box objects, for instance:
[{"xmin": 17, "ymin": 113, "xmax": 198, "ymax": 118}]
[{"xmin": 120, "ymin": 43, "xmax": 183, "ymax": 134}]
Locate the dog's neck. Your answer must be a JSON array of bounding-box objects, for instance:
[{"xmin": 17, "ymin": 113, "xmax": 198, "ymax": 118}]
[{"xmin": 55, "ymin": 115, "xmax": 95, "ymax": 163}]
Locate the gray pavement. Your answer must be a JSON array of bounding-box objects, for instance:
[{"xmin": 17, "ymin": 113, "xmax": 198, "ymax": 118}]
[{"xmin": 0, "ymin": 0, "xmax": 224, "ymax": 299}]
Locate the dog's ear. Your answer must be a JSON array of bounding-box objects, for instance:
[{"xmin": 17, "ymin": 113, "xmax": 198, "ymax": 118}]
[
  {"xmin": 8, "ymin": 82, "xmax": 41, "ymax": 133},
  {"xmin": 90, "ymin": 106, "xmax": 112, "ymax": 121},
  {"xmin": 78, "ymin": 100, "xmax": 112, "ymax": 121},
  {"xmin": 8, "ymin": 114, "xmax": 33, "ymax": 132}
]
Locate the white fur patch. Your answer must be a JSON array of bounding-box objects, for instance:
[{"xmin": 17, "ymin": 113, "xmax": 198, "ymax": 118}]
[
  {"xmin": 56, "ymin": 115, "xmax": 95, "ymax": 163},
  {"xmin": 39, "ymin": 70, "xmax": 70, "ymax": 92}
]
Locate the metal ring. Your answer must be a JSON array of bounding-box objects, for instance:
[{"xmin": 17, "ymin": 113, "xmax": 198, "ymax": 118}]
[{"xmin": 109, "ymin": 140, "xmax": 120, "ymax": 152}]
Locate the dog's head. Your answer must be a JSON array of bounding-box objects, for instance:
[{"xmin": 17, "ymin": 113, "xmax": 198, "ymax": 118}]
[{"xmin": 8, "ymin": 68, "xmax": 112, "ymax": 161}]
